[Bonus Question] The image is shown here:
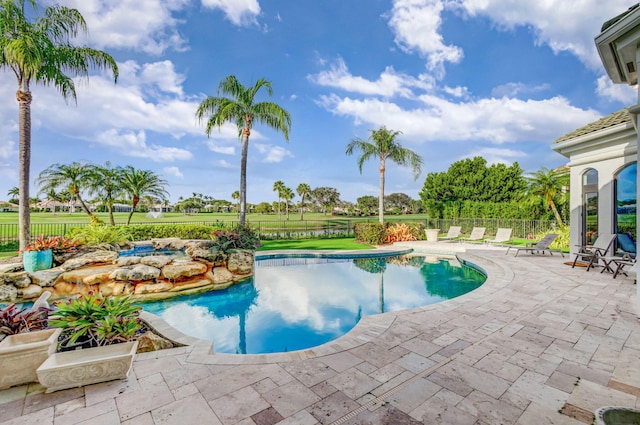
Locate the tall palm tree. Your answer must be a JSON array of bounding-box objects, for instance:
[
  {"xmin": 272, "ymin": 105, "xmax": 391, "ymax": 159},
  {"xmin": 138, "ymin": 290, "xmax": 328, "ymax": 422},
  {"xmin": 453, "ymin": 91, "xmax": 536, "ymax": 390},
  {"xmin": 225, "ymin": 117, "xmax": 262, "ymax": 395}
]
[
  {"xmin": 231, "ymin": 190, "xmax": 240, "ymax": 216},
  {"xmin": 7, "ymin": 186, "xmax": 18, "ymax": 201},
  {"xmin": 120, "ymin": 166, "xmax": 169, "ymax": 225},
  {"xmin": 296, "ymin": 183, "xmax": 311, "ymax": 220},
  {"xmin": 281, "ymin": 186, "xmax": 294, "ymax": 220},
  {"xmin": 346, "ymin": 126, "xmax": 423, "ymax": 224},
  {"xmin": 195, "ymin": 75, "xmax": 291, "ymax": 225},
  {"xmin": 86, "ymin": 161, "xmax": 123, "ymax": 226},
  {"xmin": 0, "ymin": 0, "xmax": 118, "ymax": 251},
  {"xmin": 273, "ymin": 180, "xmax": 285, "ymax": 218},
  {"xmin": 526, "ymin": 167, "xmax": 568, "ymax": 226},
  {"xmin": 36, "ymin": 162, "xmax": 95, "ymax": 218}
]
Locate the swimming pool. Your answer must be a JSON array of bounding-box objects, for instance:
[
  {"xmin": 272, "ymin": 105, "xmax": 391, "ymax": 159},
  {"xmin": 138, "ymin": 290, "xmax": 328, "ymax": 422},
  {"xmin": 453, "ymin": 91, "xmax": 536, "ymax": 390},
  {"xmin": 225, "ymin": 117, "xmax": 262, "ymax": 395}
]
[{"xmin": 141, "ymin": 253, "xmax": 485, "ymax": 354}]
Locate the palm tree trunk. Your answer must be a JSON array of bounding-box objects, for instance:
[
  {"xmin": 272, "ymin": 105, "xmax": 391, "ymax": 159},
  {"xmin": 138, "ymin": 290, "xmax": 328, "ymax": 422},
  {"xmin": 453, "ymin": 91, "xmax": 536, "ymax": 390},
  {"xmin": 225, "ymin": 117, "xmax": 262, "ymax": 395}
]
[
  {"xmin": 126, "ymin": 197, "xmax": 138, "ymax": 225},
  {"xmin": 379, "ymin": 158, "xmax": 385, "ymax": 224},
  {"xmin": 17, "ymin": 89, "xmax": 32, "ymax": 252},
  {"xmin": 239, "ymin": 130, "xmax": 249, "ymax": 225},
  {"xmin": 108, "ymin": 203, "xmax": 115, "ymax": 226},
  {"xmin": 74, "ymin": 191, "xmax": 93, "ymax": 218},
  {"xmin": 549, "ymin": 199, "xmax": 564, "ymax": 226},
  {"xmin": 300, "ymin": 196, "xmax": 305, "ymax": 220}
]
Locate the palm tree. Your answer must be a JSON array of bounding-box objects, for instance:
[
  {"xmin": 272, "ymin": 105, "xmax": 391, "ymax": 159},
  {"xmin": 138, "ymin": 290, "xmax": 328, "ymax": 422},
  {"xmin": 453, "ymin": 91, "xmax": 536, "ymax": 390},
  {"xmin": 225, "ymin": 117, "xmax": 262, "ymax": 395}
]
[
  {"xmin": 346, "ymin": 126, "xmax": 423, "ymax": 224},
  {"xmin": 120, "ymin": 166, "xmax": 169, "ymax": 225},
  {"xmin": 195, "ymin": 75, "xmax": 291, "ymax": 225},
  {"xmin": 273, "ymin": 180, "xmax": 285, "ymax": 218},
  {"xmin": 281, "ymin": 186, "xmax": 294, "ymax": 220},
  {"xmin": 526, "ymin": 167, "xmax": 569, "ymax": 226},
  {"xmin": 0, "ymin": 0, "xmax": 118, "ymax": 251},
  {"xmin": 7, "ymin": 187, "xmax": 18, "ymax": 201},
  {"xmin": 296, "ymin": 183, "xmax": 311, "ymax": 220},
  {"xmin": 231, "ymin": 190, "xmax": 240, "ymax": 216},
  {"xmin": 36, "ymin": 162, "xmax": 95, "ymax": 218},
  {"xmin": 86, "ymin": 162, "xmax": 123, "ymax": 226}
]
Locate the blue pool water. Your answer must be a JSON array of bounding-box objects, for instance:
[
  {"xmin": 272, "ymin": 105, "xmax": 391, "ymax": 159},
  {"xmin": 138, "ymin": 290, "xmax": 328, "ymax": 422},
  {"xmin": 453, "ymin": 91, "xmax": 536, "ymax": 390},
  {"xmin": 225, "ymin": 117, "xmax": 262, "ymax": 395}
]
[{"xmin": 141, "ymin": 254, "xmax": 485, "ymax": 354}]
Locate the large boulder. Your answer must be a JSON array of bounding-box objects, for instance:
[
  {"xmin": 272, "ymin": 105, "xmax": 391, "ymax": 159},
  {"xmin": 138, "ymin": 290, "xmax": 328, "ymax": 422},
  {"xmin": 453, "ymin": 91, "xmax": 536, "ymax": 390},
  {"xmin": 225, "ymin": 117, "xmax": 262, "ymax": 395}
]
[
  {"xmin": 110, "ymin": 264, "xmax": 161, "ymax": 281},
  {"xmin": 227, "ymin": 250, "xmax": 254, "ymax": 275},
  {"xmin": 161, "ymin": 261, "xmax": 207, "ymax": 280},
  {"xmin": 0, "ymin": 285, "xmax": 18, "ymax": 302},
  {"xmin": 210, "ymin": 267, "xmax": 234, "ymax": 284},
  {"xmin": 60, "ymin": 264, "xmax": 120, "ymax": 285},
  {"xmin": 140, "ymin": 255, "xmax": 174, "ymax": 268},
  {"xmin": 151, "ymin": 238, "xmax": 186, "ymax": 251},
  {"xmin": 0, "ymin": 271, "xmax": 31, "ymax": 288},
  {"xmin": 30, "ymin": 267, "xmax": 66, "ymax": 287},
  {"xmin": 19, "ymin": 284, "xmax": 43, "ymax": 300},
  {"xmin": 61, "ymin": 250, "xmax": 119, "ymax": 271},
  {"xmin": 115, "ymin": 256, "xmax": 141, "ymax": 266},
  {"xmin": 134, "ymin": 281, "xmax": 173, "ymax": 295},
  {"xmin": 136, "ymin": 331, "xmax": 174, "ymax": 353}
]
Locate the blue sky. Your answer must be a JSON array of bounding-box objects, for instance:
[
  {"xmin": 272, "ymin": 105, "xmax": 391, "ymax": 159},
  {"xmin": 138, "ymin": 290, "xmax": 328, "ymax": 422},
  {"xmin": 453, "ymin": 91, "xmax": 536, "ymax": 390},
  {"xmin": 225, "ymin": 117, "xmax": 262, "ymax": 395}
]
[{"xmin": 0, "ymin": 0, "xmax": 637, "ymax": 204}]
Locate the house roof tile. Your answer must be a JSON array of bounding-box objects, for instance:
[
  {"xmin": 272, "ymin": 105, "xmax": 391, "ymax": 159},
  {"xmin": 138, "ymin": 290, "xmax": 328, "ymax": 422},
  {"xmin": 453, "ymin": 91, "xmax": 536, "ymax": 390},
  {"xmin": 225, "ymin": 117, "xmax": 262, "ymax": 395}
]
[{"xmin": 554, "ymin": 108, "xmax": 632, "ymax": 143}]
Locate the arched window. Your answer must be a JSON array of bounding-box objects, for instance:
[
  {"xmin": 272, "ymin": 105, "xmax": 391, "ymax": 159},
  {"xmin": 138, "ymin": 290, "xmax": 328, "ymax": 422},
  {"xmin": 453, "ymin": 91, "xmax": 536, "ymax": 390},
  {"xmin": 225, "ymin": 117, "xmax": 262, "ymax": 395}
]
[
  {"xmin": 614, "ymin": 162, "xmax": 636, "ymax": 255},
  {"xmin": 582, "ymin": 169, "xmax": 598, "ymax": 245}
]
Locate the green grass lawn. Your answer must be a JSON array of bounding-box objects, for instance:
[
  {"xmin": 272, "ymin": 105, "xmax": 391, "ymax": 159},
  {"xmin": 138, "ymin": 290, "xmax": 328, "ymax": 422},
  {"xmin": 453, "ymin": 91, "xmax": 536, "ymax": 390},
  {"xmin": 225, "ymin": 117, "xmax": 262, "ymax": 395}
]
[{"xmin": 258, "ymin": 238, "xmax": 373, "ymax": 251}]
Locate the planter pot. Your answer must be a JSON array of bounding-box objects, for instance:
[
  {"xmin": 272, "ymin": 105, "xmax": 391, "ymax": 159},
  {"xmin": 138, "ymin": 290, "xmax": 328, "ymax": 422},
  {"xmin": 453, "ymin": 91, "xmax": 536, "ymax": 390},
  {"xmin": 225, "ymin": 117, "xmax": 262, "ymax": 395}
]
[
  {"xmin": 425, "ymin": 229, "xmax": 440, "ymax": 242},
  {"xmin": 0, "ymin": 328, "xmax": 62, "ymax": 390},
  {"xmin": 36, "ymin": 341, "xmax": 138, "ymax": 393},
  {"xmin": 594, "ymin": 406, "xmax": 640, "ymax": 424},
  {"xmin": 23, "ymin": 249, "xmax": 53, "ymax": 273}
]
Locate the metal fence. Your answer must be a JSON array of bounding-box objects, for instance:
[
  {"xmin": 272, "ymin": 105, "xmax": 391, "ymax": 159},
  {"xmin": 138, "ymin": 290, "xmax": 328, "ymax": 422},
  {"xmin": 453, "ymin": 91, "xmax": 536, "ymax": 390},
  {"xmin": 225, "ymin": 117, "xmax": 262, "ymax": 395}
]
[{"xmin": 0, "ymin": 217, "xmax": 555, "ymax": 245}]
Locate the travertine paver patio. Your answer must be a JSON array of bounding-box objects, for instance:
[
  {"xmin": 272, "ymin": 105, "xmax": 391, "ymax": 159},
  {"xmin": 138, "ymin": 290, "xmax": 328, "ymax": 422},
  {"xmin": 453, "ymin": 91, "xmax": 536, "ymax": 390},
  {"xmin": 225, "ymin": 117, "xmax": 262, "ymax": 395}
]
[{"xmin": 1, "ymin": 241, "xmax": 639, "ymax": 425}]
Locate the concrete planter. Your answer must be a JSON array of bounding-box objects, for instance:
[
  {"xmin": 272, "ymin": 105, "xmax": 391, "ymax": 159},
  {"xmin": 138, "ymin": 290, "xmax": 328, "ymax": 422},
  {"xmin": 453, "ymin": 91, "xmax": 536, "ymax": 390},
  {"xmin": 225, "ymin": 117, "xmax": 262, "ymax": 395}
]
[
  {"xmin": 594, "ymin": 406, "xmax": 640, "ymax": 424},
  {"xmin": 425, "ymin": 229, "xmax": 440, "ymax": 242},
  {"xmin": 36, "ymin": 340, "xmax": 138, "ymax": 393},
  {"xmin": 0, "ymin": 328, "xmax": 62, "ymax": 390}
]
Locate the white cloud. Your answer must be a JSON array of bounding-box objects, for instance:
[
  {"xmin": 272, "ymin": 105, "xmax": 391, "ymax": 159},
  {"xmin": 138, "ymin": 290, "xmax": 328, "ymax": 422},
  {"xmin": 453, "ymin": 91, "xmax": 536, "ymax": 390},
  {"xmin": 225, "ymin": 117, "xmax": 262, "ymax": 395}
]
[
  {"xmin": 491, "ymin": 82, "xmax": 551, "ymax": 98},
  {"xmin": 140, "ymin": 61, "xmax": 185, "ymax": 97},
  {"xmin": 596, "ymin": 76, "xmax": 637, "ymax": 105},
  {"xmin": 163, "ymin": 166, "xmax": 184, "ymax": 178},
  {"xmin": 318, "ymin": 93, "xmax": 601, "ymax": 144},
  {"xmin": 450, "ymin": 0, "xmax": 634, "ymax": 69},
  {"xmin": 254, "ymin": 144, "xmax": 293, "ymax": 163},
  {"xmin": 95, "ymin": 129, "xmax": 192, "ymax": 162},
  {"xmin": 59, "ymin": 0, "xmax": 189, "ymax": 55},
  {"xmin": 201, "ymin": 0, "xmax": 261, "ymax": 26},
  {"xmin": 215, "ymin": 159, "xmax": 235, "ymax": 168},
  {"xmin": 387, "ymin": 0, "xmax": 463, "ymax": 75},
  {"xmin": 308, "ymin": 58, "xmax": 434, "ymax": 98},
  {"xmin": 205, "ymin": 141, "xmax": 236, "ymax": 155},
  {"xmin": 466, "ymin": 147, "xmax": 527, "ymax": 165}
]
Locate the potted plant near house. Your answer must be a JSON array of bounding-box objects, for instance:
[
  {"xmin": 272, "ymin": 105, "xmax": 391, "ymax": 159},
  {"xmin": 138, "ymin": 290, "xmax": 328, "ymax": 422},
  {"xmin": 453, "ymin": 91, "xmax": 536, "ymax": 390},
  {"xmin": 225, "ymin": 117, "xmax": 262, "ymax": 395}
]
[{"xmin": 22, "ymin": 235, "xmax": 80, "ymax": 273}]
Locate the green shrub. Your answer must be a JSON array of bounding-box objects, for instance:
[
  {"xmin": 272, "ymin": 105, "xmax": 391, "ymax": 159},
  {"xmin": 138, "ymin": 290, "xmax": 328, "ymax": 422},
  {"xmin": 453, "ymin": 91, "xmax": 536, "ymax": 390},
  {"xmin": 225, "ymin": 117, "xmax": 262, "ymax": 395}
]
[
  {"xmin": 354, "ymin": 223, "xmax": 386, "ymax": 245},
  {"xmin": 404, "ymin": 222, "xmax": 426, "ymax": 240},
  {"xmin": 67, "ymin": 225, "xmax": 133, "ymax": 249},
  {"xmin": 49, "ymin": 292, "xmax": 141, "ymax": 347},
  {"xmin": 535, "ymin": 225, "xmax": 570, "ymax": 250},
  {"xmin": 211, "ymin": 223, "xmax": 261, "ymax": 252},
  {"xmin": 124, "ymin": 224, "xmax": 229, "ymax": 240},
  {"xmin": 0, "ymin": 241, "xmax": 18, "ymax": 253}
]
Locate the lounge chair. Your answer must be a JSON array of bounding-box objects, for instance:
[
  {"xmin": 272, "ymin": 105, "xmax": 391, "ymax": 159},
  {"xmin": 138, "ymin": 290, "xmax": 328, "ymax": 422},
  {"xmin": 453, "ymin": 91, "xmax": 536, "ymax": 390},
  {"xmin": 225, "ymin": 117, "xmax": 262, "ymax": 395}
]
[
  {"xmin": 504, "ymin": 233, "xmax": 561, "ymax": 257},
  {"xmin": 612, "ymin": 257, "xmax": 636, "ymax": 279},
  {"xmin": 458, "ymin": 227, "xmax": 486, "ymax": 243},
  {"xmin": 439, "ymin": 226, "xmax": 462, "ymax": 242},
  {"xmin": 571, "ymin": 233, "xmax": 616, "ymax": 271},
  {"xmin": 484, "ymin": 228, "xmax": 512, "ymax": 245}
]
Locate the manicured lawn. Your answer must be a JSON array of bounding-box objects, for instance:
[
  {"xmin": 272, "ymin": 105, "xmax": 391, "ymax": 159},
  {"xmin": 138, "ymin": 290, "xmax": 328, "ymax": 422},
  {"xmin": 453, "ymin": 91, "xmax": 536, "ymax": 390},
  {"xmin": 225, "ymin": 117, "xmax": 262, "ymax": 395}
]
[{"xmin": 258, "ymin": 238, "xmax": 373, "ymax": 251}]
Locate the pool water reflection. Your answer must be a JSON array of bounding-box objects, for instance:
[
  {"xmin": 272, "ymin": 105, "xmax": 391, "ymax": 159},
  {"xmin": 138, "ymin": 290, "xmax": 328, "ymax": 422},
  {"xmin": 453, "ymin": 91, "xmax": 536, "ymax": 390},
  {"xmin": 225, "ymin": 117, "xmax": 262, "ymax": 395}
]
[{"xmin": 141, "ymin": 254, "xmax": 485, "ymax": 354}]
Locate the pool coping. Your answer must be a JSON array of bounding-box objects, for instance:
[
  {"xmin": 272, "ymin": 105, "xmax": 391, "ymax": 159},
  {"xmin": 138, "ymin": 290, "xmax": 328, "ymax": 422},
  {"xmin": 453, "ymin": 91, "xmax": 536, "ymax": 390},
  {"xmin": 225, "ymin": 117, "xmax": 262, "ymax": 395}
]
[{"xmin": 137, "ymin": 246, "xmax": 491, "ymax": 365}]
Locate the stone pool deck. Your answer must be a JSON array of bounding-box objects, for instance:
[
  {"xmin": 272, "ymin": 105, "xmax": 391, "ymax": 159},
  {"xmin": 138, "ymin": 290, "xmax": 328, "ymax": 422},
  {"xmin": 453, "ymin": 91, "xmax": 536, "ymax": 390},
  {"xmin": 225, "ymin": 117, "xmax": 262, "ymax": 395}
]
[{"xmin": 1, "ymin": 241, "xmax": 639, "ymax": 425}]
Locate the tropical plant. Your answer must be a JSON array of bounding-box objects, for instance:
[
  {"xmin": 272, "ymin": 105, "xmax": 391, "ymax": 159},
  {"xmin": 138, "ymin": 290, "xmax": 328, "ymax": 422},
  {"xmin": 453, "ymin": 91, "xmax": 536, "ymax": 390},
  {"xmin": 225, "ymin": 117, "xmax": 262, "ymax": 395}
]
[
  {"xmin": 67, "ymin": 225, "xmax": 132, "ymax": 249},
  {"xmin": 36, "ymin": 162, "xmax": 96, "ymax": 219},
  {"xmin": 383, "ymin": 223, "xmax": 418, "ymax": 244},
  {"xmin": 23, "ymin": 235, "xmax": 80, "ymax": 252},
  {"xmin": 86, "ymin": 161, "xmax": 123, "ymax": 226},
  {"xmin": 119, "ymin": 166, "xmax": 169, "ymax": 225},
  {"xmin": 273, "ymin": 180, "xmax": 285, "ymax": 218},
  {"xmin": 526, "ymin": 167, "xmax": 569, "ymax": 226},
  {"xmin": 346, "ymin": 126, "xmax": 423, "ymax": 224},
  {"xmin": 296, "ymin": 183, "xmax": 311, "ymax": 220},
  {"xmin": 211, "ymin": 224, "xmax": 261, "ymax": 253},
  {"xmin": 49, "ymin": 292, "xmax": 141, "ymax": 347},
  {"xmin": 0, "ymin": 303, "xmax": 49, "ymax": 335},
  {"xmin": 231, "ymin": 190, "xmax": 240, "ymax": 216},
  {"xmin": 312, "ymin": 186, "xmax": 340, "ymax": 215},
  {"xmin": 195, "ymin": 75, "xmax": 292, "ymax": 225},
  {"xmin": 7, "ymin": 186, "xmax": 18, "ymax": 201},
  {"xmin": 0, "ymin": 0, "xmax": 118, "ymax": 252}
]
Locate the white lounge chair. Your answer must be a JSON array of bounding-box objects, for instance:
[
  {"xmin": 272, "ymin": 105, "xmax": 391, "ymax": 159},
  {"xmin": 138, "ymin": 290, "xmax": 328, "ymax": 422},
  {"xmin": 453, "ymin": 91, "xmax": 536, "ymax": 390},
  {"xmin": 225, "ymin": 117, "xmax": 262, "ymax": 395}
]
[
  {"xmin": 459, "ymin": 227, "xmax": 486, "ymax": 243},
  {"xmin": 484, "ymin": 228, "xmax": 512, "ymax": 245},
  {"xmin": 439, "ymin": 226, "xmax": 462, "ymax": 242},
  {"xmin": 571, "ymin": 233, "xmax": 616, "ymax": 271}
]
